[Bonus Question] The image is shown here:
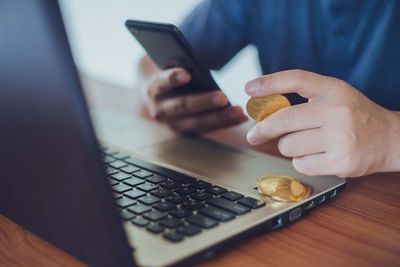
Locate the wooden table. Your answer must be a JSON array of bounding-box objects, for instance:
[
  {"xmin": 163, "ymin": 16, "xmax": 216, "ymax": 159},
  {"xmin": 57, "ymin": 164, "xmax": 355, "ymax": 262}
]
[{"xmin": 1, "ymin": 76, "xmax": 399, "ymax": 267}]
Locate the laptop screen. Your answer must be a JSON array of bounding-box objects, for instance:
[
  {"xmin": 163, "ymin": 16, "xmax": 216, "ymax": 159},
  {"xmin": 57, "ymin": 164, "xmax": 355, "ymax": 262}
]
[{"xmin": 0, "ymin": 1, "xmax": 135, "ymax": 266}]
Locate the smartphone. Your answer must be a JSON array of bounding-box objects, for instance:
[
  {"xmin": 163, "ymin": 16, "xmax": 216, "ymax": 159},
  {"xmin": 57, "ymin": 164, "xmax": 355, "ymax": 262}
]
[{"xmin": 125, "ymin": 19, "xmax": 228, "ymax": 102}]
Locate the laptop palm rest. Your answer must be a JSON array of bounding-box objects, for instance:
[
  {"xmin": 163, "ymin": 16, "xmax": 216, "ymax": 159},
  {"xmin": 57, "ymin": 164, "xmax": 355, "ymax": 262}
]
[{"xmin": 138, "ymin": 137, "xmax": 254, "ymax": 177}]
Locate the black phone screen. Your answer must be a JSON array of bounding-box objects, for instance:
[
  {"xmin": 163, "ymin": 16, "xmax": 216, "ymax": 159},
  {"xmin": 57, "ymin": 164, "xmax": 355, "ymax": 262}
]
[{"xmin": 125, "ymin": 20, "xmax": 225, "ymax": 97}]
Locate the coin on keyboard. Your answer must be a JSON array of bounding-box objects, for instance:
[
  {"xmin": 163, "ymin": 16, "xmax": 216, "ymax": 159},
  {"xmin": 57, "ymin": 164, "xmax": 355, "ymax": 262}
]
[
  {"xmin": 257, "ymin": 174, "xmax": 311, "ymax": 202},
  {"xmin": 246, "ymin": 94, "xmax": 291, "ymax": 121}
]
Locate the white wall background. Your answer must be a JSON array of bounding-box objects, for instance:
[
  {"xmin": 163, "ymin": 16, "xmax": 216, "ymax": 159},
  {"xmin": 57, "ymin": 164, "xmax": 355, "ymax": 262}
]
[{"xmin": 59, "ymin": 0, "xmax": 261, "ymax": 108}]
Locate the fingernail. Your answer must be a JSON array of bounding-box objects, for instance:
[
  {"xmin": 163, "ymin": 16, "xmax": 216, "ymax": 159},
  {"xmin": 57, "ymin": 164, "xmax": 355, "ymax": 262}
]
[
  {"xmin": 245, "ymin": 80, "xmax": 261, "ymax": 95},
  {"xmin": 247, "ymin": 127, "xmax": 258, "ymax": 144},
  {"xmin": 212, "ymin": 94, "xmax": 227, "ymax": 106},
  {"xmin": 228, "ymin": 108, "xmax": 241, "ymax": 119},
  {"xmin": 176, "ymin": 72, "xmax": 189, "ymax": 83}
]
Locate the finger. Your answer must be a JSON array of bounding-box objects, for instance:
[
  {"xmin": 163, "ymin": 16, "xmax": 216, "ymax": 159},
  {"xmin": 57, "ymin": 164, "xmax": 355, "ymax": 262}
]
[
  {"xmin": 245, "ymin": 69, "xmax": 336, "ymax": 99},
  {"xmin": 278, "ymin": 128, "xmax": 326, "ymax": 157},
  {"xmin": 147, "ymin": 68, "xmax": 191, "ymax": 99},
  {"xmin": 247, "ymin": 102, "xmax": 324, "ymax": 145},
  {"xmin": 292, "ymin": 153, "xmax": 333, "ymax": 176},
  {"xmin": 168, "ymin": 106, "xmax": 248, "ymax": 133},
  {"xmin": 154, "ymin": 91, "xmax": 228, "ymax": 120}
]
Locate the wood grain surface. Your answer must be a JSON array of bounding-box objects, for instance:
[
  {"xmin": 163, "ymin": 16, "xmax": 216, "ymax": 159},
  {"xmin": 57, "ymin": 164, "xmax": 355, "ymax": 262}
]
[{"xmin": 1, "ymin": 76, "xmax": 399, "ymax": 267}]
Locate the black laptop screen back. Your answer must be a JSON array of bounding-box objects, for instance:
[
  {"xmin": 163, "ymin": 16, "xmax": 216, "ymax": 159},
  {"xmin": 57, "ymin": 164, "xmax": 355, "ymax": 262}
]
[{"xmin": 0, "ymin": 1, "xmax": 135, "ymax": 266}]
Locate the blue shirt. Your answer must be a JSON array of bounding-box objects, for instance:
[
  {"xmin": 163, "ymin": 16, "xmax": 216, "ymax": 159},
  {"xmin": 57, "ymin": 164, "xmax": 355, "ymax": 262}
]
[{"xmin": 180, "ymin": 0, "xmax": 400, "ymax": 110}]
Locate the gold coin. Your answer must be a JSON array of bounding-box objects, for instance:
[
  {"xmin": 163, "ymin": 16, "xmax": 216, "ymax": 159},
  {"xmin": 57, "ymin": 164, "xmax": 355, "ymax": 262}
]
[
  {"xmin": 246, "ymin": 95, "xmax": 291, "ymax": 122},
  {"xmin": 290, "ymin": 180, "xmax": 305, "ymax": 197},
  {"xmin": 257, "ymin": 174, "xmax": 311, "ymax": 202}
]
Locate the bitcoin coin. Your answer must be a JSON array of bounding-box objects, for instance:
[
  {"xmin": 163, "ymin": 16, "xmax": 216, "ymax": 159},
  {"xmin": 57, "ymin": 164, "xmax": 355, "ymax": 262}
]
[
  {"xmin": 257, "ymin": 174, "xmax": 311, "ymax": 202},
  {"xmin": 246, "ymin": 95, "xmax": 291, "ymax": 121}
]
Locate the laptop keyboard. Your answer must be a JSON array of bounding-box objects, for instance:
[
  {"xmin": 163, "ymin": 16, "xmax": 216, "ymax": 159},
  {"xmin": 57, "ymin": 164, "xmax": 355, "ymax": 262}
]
[{"xmin": 101, "ymin": 147, "xmax": 265, "ymax": 243}]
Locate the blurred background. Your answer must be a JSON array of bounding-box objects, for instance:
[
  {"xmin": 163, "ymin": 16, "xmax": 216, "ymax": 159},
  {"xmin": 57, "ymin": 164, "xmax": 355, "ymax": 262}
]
[{"xmin": 59, "ymin": 0, "xmax": 260, "ymax": 109}]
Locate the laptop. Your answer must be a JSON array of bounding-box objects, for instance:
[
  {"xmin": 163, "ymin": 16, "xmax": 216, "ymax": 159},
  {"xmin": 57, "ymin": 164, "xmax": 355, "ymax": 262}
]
[{"xmin": 0, "ymin": 1, "xmax": 346, "ymax": 266}]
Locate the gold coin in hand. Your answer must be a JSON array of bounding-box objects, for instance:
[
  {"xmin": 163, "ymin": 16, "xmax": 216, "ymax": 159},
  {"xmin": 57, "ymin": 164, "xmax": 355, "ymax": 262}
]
[{"xmin": 246, "ymin": 95, "xmax": 291, "ymax": 121}]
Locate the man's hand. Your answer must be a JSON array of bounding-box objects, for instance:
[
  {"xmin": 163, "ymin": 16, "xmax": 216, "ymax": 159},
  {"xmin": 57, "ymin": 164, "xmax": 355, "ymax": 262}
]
[
  {"xmin": 245, "ymin": 70, "xmax": 400, "ymax": 178},
  {"xmin": 138, "ymin": 56, "xmax": 247, "ymax": 133}
]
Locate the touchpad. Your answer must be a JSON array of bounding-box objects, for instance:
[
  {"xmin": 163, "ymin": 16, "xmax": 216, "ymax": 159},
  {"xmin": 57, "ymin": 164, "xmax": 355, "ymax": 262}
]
[{"xmin": 137, "ymin": 136, "xmax": 254, "ymax": 177}]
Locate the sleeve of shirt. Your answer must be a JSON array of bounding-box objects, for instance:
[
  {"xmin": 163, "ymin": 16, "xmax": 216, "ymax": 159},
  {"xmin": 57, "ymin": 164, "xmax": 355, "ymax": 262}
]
[{"xmin": 179, "ymin": 0, "xmax": 251, "ymax": 70}]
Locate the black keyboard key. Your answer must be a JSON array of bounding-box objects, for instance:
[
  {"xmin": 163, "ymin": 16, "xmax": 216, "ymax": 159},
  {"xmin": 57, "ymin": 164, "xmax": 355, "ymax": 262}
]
[
  {"xmin": 221, "ymin": 191, "xmax": 244, "ymax": 201},
  {"xmin": 163, "ymin": 232, "xmax": 183, "ymax": 242},
  {"xmin": 199, "ymin": 206, "xmax": 234, "ymax": 222},
  {"xmin": 143, "ymin": 210, "xmax": 167, "ymax": 221},
  {"xmin": 237, "ymin": 197, "xmax": 266, "ymax": 209},
  {"xmin": 151, "ymin": 188, "xmax": 172, "ymax": 198},
  {"xmin": 120, "ymin": 210, "xmax": 135, "ymax": 220},
  {"xmin": 108, "ymin": 160, "xmax": 128, "ymax": 169},
  {"xmin": 137, "ymin": 182, "xmax": 159, "ymax": 192},
  {"xmin": 112, "ymin": 183, "xmax": 132, "ymax": 194},
  {"xmin": 103, "ymin": 148, "xmax": 118, "ymax": 155},
  {"xmin": 159, "ymin": 217, "xmax": 183, "ymax": 228},
  {"xmin": 133, "ymin": 169, "xmax": 153, "ymax": 179},
  {"xmin": 138, "ymin": 195, "xmax": 160, "ymax": 205},
  {"xmin": 206, "ymin": 197, "xmax": 250, "ymax": 215},
  {"xmin": 153, "ymin": 201, "xmax": 176, "ymax": 212},
  {"xmin": 131, "ymin": 216, "xmax": 149, "ymax": 227},
  {"xmin": 165, "ymin": 194, "xmax": 188, "ymax": 204},
  {"xmin": 103, "ymin": 155, "xmax": 116, "ymax": 164},
  {"xmin": 168, "ymin": 173, "xmax": 196, "ymax": 184},
  {"xmin": 146, "ymin": 223, "xmax": 165, "ymax": 234},
  {"xmin": 182, "ymin": 199, "xmax": 205, "ymax": 210},
  {"xmin": 120, "ymin": 165, "xmax": 140, "ymax": 174},
  {"xmin": 108, "ymin": 178, "xmax": 119, "ymax": 186},
  {"xmin": 175, "ymin": 186, "xmax": 195, "ymax": 196},
  {"xmin": 194, "ymin": 180, "xmax": 211, "ymax": 190},
  {"xmin": 110, "ymin": 172, "xmax": 131, "ymax": 181},
  {"xmin": 112, "ymin": 152, "xmax": 130, "ymax": 160},
  {"xmin": 146, "ymin": 175, "xmax": 166, "ymax": 184},
  {"xmin": 177, "ymin": 224, "xmax": 202, "ymax": 236},
  {"xmin": 206, "ymin": 186, "xmax": 227, "ymax": 195},
  {"xmin": 160, "ymin": 179, "xmax": 181, "ymax": 189},
  {"xmin": 190, "ymin": 192, "xmax": 212, "ymax": 201},
  {"xmin": 169, "ymin": 208, "xmax": 192, "ymax": 218},
  {"xmin": 105, "ymin": 167, "xmax": 119, "ymax": 175},
  {"xmin": 128, "ymin": 204, "xmax": 151, "ymax": 215},
  {"xmin": 123, "ymin": 189, "xmax": 146, "ymax": 199},
  {"xmin": 123, "ymin": 157, "xmax": 138, "ymax": 165},
  {"xmin": 115, "ymin": 197, "xmax": 136, "ymax": 208},
  {"xmin": 186, "ymin": 214, "xmax": 218, "ymax": 229},
  {"xmin": 123, "ymin": 177, "xmax": 145, "ymax": 187}
]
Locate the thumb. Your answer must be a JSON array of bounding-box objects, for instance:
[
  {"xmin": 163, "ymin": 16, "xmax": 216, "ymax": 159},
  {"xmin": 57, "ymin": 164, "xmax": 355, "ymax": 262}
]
[{"xmin": 245, "ymin": 69, "xmax": 333, "ymax": 99}]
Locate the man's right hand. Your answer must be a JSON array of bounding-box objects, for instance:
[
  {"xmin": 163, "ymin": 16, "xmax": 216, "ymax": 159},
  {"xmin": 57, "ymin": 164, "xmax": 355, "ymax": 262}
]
[{"xmin": 138, "ymin": 57, "xmax": 247, "ymax": 134}]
